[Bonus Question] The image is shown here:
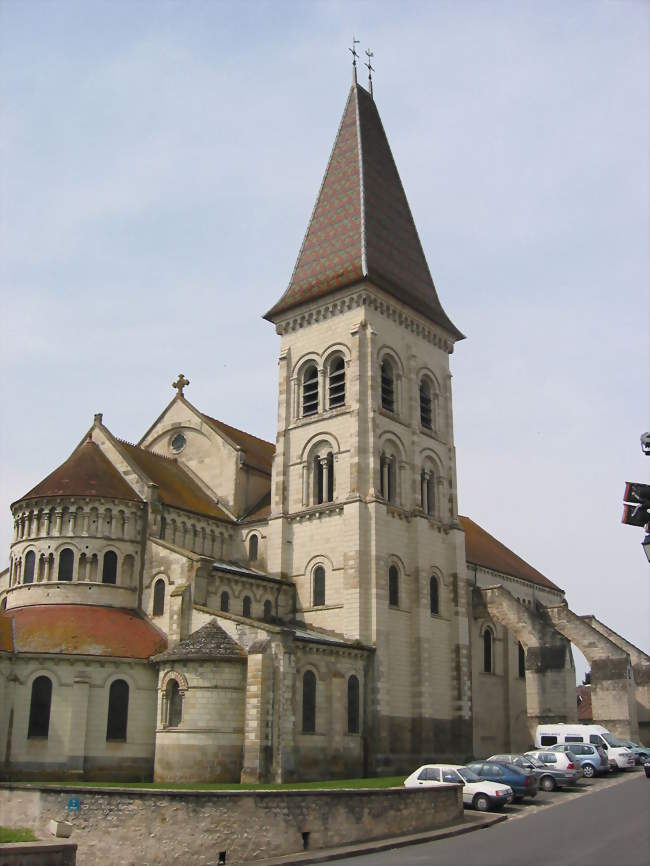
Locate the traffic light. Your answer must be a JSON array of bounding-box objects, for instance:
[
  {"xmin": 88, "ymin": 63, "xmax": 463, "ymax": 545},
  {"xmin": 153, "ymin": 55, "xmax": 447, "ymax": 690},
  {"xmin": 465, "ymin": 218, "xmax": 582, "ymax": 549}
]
[{"xmin": 622, "ymin": 482, "xmax": 650, "ymax": 527}]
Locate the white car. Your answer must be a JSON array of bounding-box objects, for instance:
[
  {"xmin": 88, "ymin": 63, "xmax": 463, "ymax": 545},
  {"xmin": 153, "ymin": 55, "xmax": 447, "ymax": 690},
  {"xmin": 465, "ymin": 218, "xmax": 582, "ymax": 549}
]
[{"xmin": 403, "ymin": 764, "xmax": 513, "ymax": 812}]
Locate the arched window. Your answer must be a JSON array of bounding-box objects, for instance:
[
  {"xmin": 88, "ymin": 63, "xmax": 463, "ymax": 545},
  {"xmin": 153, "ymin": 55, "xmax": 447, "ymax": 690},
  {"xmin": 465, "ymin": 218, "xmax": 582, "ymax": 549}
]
[
  {"xmin": 28, "ymin": 676, "xmax": 52, "ymax": 739},
  {"xmin": 518, "ymin": 642, "xmax": 526, "ymax": 678},
  {"xmin": 302, "ymin": 670, "xmax": 316, "ymax": 733},
  {"xmin": 302, "ymin": 364, "xmax": 319, "ymax": 416},
  {"xmin": 248, "ymin": 535, "xmax": 258, "ymax": 561},
  {"xmin": 388, "ymin": 565, "xmax": 399, "ymax": 607},
  {"xmin": 220, "ymin": 591, "xmax": 230, "ymax": 613},
  {"xmin": 23, "ymin": 550, "xmax": 35, "ymax": 584},
  {"xmin": 165, "ymin": 679, "xmax": 183, "ymax": 727},
  {"xmin": 242, "ymin": 595, "xmax": 252, "ymax": 618},
  {"xmin": 263, "ymin": 599, "xmax": 273, "ymax": 622},
  {"xmin": 314, "ymin": 451, "xmax": 334, "ymax": 505},
  {"xmin": 420, "ymin": 380, "xmax": 432, "ymax": 429},
  {"xmin": 380, "ymin": 453, "xmax": 395, "ymax": 503},
  {"xmin": 420, "ymin": 470, "xmax": 435, "ymax": 516},
  {"xmin": 106, "ymin": 679, "xmax": 129, "ymax": 741},
  {"xmin": 122, "ymin": 554, "xmax": 135, "ymax": 585},
  {"xmin": 381, "ymin": 359, "xmax": 395, "ymax": 412},
  {"xmin": 328, "ymin": 356, "xmax": 346, "ymax": 408},
  {"xmin": 313, "ymin": 565, "xmax": 325, "ymax": 607},
  {"xmin": 102, "ymin": 551, "xmax": 118, "ymax": 584},
  {"xmin": 153, "ymin": 578, "xmax": 165, "ymax": 616},
  {"xmin": 430, "ymin": 575, "xmax": 439, "ymax": 615},
  {"xmin": 347, "ymin": 675, "xmax": 360, "ymax": 734},
  {"xmin": 483, "ymin": 628, "xmax": 493, "ymax": 673},
  {"xmin": 58, "ymin": 548, "xmax": 74, "ymax": 581}
]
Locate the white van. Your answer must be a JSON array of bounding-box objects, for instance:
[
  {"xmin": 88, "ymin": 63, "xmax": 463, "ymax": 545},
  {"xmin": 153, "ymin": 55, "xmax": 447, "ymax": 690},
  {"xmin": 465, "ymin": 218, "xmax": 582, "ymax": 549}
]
[{"xmin": 534, "ymin": 724, "xmax": 635, "ymax": 769}]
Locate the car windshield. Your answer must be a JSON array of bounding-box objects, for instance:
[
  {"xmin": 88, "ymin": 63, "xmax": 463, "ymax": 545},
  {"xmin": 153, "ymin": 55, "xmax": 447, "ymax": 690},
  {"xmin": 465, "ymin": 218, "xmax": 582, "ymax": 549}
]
[
  {"xmin": 458, "ymin": 767, "xmax": 481, "ymax": 783},
  {"xmin": 528, "ymin": 757, "xmax": 545, "ymax": 768},
  {"xmin": 603, "ymin": 733, "xmax": 626, "ymax": 747}
]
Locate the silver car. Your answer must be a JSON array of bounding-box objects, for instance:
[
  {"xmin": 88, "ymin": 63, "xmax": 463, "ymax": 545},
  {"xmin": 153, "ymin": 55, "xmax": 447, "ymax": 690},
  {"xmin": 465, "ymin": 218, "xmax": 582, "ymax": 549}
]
[
  {"xmin": 549, "ymin": 742, "xmax": 609, "ymax": 777},
  {"xmin": 525, "ymin": 749, "xmax": 581, "ymax": 788},
  {"xmin": 491, "ymin": 752, "xmax": 577, "ymax": 791}
]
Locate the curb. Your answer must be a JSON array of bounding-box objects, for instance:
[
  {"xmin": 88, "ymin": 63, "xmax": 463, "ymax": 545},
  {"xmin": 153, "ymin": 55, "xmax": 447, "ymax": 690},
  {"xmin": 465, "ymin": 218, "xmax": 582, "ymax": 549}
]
[{"xmin": 241, "ymin": 812, "xmax": 508, "ymax": 866}]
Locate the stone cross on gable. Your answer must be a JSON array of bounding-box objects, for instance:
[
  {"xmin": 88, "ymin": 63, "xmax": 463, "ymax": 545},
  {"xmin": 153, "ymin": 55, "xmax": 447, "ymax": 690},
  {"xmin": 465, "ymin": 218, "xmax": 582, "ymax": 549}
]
[{"xmin": 172, "ymin": 373, "xmax": 190, "ymax": 397}]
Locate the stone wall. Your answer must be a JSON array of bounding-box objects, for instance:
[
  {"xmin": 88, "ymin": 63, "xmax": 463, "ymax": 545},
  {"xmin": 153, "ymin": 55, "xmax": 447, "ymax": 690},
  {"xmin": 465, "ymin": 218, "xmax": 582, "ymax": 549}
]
[
  {"xmin": 0, "ymin": 841, "xmax": 77, "ymax": 866},
  {"xmin": 0, "ymin": 783, "xmax": 462, "ymax": 866}
]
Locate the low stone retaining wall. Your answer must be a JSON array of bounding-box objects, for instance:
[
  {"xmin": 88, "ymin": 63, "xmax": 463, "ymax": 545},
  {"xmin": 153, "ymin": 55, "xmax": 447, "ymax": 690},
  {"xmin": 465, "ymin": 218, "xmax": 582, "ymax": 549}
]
[
  {"xmin": 0, "ymin": 783, "xmax": 462, "ymax": 865},
  {"xmin": 0, "ymin": 841, "xmax": 76, "ymax": 866}
]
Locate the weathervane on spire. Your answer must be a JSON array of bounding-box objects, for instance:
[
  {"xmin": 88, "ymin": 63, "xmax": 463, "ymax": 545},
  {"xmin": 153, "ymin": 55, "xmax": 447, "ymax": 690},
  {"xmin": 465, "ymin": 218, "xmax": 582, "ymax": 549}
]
[
  {"xmin": 172, "ymin": 373, "xmax": 190, "ymax": 397},
  {"xmin": 349, "ymin": 36, "xmax": 360, "ymax": 84},
  {"xmin": 365, "ymin": 49, "xmax": 375, "ymax": 98}
]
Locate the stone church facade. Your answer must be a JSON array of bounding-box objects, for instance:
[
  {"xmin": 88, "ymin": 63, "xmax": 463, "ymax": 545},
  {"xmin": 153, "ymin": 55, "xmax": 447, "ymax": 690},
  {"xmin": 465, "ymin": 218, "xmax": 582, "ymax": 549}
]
[{"xmin": 1, "ymin": 81, "xmax": 647, "ymax": 783}]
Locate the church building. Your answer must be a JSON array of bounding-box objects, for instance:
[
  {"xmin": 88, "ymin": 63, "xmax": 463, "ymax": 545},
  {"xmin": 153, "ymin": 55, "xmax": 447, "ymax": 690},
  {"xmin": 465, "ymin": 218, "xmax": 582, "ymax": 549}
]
[{"xmin": 1, "ymin": 77, "xmax": 646, "ymax": 783}]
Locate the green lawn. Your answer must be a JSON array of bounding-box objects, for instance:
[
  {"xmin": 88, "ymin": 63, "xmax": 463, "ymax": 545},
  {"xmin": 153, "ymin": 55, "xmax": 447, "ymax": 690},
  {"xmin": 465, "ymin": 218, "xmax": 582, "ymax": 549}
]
[
  {"xmin": 0, "ymin": 826, "xmax": 38, "ymax": 842},
  {"xmin": 8, "ymin": 775, "xmax": 405, "ymax": 792}
]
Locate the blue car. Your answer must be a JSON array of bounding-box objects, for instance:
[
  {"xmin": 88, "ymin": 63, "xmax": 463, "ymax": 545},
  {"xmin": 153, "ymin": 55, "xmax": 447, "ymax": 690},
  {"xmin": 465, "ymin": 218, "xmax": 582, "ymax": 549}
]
[
  {"xmin": 548, "ymin": 742, "xmax": 609, "ymax": 777},
  {"xmin": 466, "ymin": 761, "xmax": 538, "ymax": 801}
]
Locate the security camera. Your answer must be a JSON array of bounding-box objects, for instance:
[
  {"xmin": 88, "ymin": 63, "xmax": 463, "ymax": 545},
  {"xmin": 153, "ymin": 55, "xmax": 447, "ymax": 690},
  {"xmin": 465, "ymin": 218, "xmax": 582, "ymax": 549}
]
[{"xmin": 642, "ymin": 432, "xmax": 650, "ymax": 457}]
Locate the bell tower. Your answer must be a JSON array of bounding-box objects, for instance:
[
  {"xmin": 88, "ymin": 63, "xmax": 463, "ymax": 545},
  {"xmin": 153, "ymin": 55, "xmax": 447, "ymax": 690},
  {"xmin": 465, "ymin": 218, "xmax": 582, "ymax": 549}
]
[{"xmin": 264, "ymin": 80, "xmax": 473, "ymax": 766}]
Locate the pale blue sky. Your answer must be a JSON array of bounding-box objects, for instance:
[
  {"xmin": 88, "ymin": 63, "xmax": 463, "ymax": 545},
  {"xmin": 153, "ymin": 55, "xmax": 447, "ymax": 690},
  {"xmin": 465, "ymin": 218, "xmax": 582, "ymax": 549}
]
[{"xmin": 1, "ymin": 1, "xmax": 648, "ymax": 679}]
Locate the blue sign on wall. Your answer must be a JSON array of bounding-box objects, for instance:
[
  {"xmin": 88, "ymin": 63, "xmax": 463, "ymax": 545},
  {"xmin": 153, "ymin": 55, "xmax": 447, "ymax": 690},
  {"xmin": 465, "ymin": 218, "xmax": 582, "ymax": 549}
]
[{"xmin": 67, "ymin": 797, "xmax": 81, "ymax": 812}]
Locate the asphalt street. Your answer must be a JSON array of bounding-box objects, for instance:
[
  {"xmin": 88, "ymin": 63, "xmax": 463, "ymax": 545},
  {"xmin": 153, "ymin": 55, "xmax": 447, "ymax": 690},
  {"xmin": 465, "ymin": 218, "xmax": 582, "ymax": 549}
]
[{"xmin": 312, "ymin": 771, "xmax": 650, "ymax": 866}]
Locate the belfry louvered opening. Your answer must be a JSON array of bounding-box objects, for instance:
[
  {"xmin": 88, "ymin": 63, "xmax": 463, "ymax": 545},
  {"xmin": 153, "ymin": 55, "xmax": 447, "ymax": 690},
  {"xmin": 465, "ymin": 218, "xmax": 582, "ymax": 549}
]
[
  {"xmin": 302, "ymin": 365, "xmax": 319, "ymax": 416},
  {"xmin": 381, "ymin": 359, "xmax": 395, "ymax": 412},
  {"xmin": 328, "ymin": 356, "xmax": 345, "ymax": 408}
]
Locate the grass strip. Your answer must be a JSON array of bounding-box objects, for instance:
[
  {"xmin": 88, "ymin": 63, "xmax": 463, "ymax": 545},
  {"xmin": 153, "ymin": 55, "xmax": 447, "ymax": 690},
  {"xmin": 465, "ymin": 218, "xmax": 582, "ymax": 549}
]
[
  {"xmin": 8, "ymin": 776, "xmax": 405, "ymax": 792},
  {"xmin": 0, "ymin": 826, "xmax": 38, "ymax": 842}
]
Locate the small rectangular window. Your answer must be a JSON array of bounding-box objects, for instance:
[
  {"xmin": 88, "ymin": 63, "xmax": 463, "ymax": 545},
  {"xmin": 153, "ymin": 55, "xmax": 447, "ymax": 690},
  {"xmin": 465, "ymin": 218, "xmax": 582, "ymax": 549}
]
[
  {"xmin": 540, "ymin": 735, "xmax": 557, "ymax": 746},
  {"xmin": 565, "ymin": 736, "xmax": 583, "ymax": 743}
]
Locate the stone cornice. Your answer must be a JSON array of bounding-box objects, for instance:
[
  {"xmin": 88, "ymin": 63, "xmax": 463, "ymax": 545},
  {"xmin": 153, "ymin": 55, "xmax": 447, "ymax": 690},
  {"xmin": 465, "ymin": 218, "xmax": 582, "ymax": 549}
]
[{"xmin": 274, "ymin": 285, "xmax": 455, "ymax": 354}]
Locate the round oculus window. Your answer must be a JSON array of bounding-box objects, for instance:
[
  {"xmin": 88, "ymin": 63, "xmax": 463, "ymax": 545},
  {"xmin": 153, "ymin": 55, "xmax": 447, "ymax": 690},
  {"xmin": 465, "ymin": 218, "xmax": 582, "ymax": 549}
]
[{"xmin": 170, "ymin": 432, "xmax": 186, "ymax": 453}]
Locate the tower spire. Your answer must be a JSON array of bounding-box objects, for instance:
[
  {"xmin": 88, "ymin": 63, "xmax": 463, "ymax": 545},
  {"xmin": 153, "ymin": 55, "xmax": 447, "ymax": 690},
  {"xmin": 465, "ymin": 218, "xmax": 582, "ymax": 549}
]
[
  {"xmin": 349, "ymin": 36, "xmax": 360, "ymax": 84},
  {"xmin": 364, "ymin": 49, "xmax": 374, "ymax": 98}
]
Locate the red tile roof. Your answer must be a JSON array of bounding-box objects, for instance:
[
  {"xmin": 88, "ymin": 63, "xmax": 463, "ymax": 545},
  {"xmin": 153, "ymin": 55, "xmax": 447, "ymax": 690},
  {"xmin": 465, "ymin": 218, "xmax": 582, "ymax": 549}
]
[
  {"xmin": 16, "ymin": 441, "xmax": 141, "ymax": 505},
  {"xmin": 2, "ymin": 604, "xmax": 167, "ymax": 658},
  {"xmin": 265, "ymin": 84, "xmax": 463, "ymax": 340},
  {"xmin": 119, "ymin": 441, "xmax": 233, "ymax": 522},
  {"xmin": 0, "ymin": 615, "xmax": 13, "ymax": 653},
  {"xmin": 201, "ymin": 414, "xmax": 275, "ymax": 475},
  {"xmin": 460, "ymin": 515, "xmax": 562, "ymax": 592}
]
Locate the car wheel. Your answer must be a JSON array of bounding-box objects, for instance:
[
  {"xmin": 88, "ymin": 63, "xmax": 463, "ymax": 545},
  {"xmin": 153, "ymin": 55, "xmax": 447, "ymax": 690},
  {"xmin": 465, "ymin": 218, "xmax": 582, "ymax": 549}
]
[
  {"xmin": 582, "ymin": 763, "xmax": 595, "ymax": 778},
  {"xmin": 473, "ymin": 794, "xmax": 491, "ymax": 812},
  {"xmin": 540, "ymin": 775, "xmax": 556, "ymax": 792}
]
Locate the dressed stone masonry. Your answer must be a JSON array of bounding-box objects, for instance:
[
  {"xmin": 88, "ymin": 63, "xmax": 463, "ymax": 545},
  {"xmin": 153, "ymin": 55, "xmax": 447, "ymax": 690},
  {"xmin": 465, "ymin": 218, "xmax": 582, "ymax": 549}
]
[{"xmin": 1, "ymin": 79, "xmax": 645, "ymax": 785}]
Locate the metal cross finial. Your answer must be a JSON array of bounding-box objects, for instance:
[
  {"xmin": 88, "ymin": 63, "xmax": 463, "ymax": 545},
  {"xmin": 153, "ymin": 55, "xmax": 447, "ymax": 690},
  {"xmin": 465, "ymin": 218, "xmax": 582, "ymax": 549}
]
[
  {"xmin": 172, "ymin": 373, "xmax": 190, "ymax": 397},
  {"xmin": 365, "ymin": 49, "xmax": 375, "ymax": 98},
  {"xmin": 349, "ymin": 36, "xmax": 360, "ymax": 84}
]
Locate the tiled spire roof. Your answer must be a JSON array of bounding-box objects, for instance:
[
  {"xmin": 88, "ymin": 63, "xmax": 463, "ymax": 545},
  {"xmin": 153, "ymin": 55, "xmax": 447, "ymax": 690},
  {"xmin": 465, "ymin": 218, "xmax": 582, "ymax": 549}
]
[
  {"xmin": 265, "ymin": 84, "xmax": 463, "ymax": 339},
  {"xmin": 16, "ymin": 440, "xmax": 141, "ymax": 504}
]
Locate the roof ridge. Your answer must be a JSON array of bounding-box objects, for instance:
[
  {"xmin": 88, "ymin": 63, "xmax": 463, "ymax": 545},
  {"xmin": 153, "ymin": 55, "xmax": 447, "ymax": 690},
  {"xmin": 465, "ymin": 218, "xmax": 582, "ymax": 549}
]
[
  {"xmin": 117, "ymin": 437, "xmax": 178, "ymax": 464},
  {"xmin": 201, "ymin": 413, "xmax": 275, "ymax": 450}
]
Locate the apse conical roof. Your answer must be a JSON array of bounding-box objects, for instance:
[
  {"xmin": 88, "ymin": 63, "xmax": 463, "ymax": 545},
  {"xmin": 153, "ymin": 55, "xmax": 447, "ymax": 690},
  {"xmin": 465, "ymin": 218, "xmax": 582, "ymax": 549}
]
[
  {"xmin": 16, "ymin": 440, "xmax": 140, "ymax": 504},
  {"xmin": 265, "ymin": 84, "xmax": 463, "ymax": 340}
]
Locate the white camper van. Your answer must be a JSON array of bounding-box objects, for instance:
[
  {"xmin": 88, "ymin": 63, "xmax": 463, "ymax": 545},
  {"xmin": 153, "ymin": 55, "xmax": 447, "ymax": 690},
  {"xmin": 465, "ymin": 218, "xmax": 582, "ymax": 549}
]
[{"xmin": 534, "ymin": 724, "xmax": 635, "ymax": 769}]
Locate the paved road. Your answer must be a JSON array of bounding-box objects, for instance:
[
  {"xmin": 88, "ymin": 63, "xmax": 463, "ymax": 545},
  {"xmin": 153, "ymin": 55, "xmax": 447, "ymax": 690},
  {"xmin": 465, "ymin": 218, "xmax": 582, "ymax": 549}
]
[{"xmin": 313, "ymin": 771, "xmax": 650, "ymax": 866}]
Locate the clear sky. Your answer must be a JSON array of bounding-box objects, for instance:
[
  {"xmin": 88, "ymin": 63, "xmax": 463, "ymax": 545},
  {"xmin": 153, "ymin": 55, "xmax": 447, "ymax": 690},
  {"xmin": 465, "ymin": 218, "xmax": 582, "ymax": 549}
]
[{"xmin": 1, "ymin": 0, "xmax": 648, "ymax": 681}]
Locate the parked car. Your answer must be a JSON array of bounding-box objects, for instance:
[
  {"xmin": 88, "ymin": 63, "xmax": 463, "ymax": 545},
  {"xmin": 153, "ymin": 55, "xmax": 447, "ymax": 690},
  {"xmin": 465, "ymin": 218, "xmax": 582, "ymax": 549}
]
[
  {"xmin": 548, "ymin": 742, "xmax": 609, "ymax": 777},
  {"xmin": 489, "ymin": 752, "xmax": 577, "ymax": 791},
  {"xmin": 533, "ymin": 724, "xmax": 635, "ymax": 769},
  {"xmin": 403, "ymin": 764, "xmax": 513, "ymax": 812},
  {"xmin": 644, "ymin": 760, "xmax": 650, "ymax": 779},
  {"xmin": 621, "ymin": 741, "xmax": 650, "ymax": 765},
  {"xmin": 465, "ymin": 761, "xmax": 538, "ymax": 801},
  {"xmin": 525, "ymin": 749, "xmax": 581, "ymax": 788}
]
